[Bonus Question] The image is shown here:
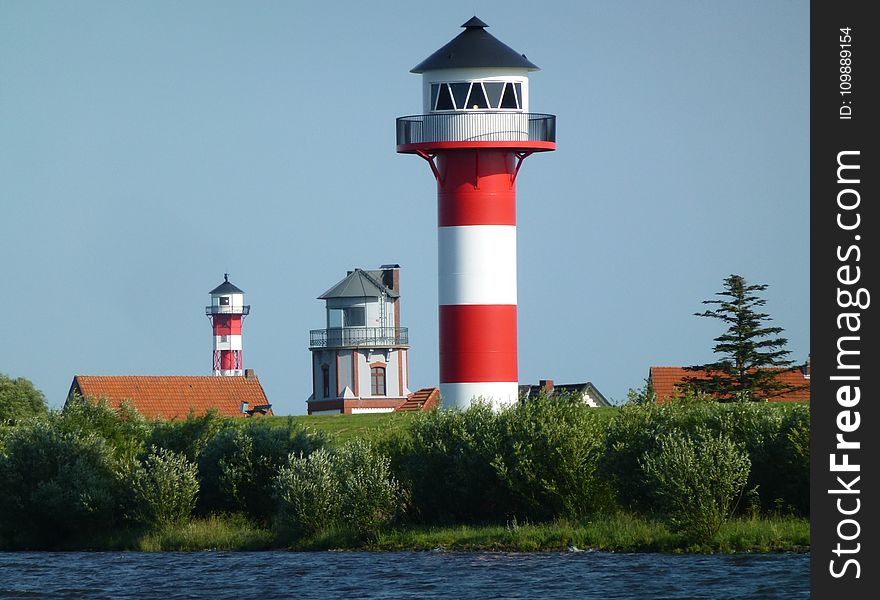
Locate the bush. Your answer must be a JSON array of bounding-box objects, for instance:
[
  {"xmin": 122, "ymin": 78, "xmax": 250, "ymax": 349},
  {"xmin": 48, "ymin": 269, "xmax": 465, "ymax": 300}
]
[
  {"xmin": 274, "ymin": 448, "xmax": 339, "ymax": 539},
  {"xmin": 62, "ymin": 396, "xmax": 151, "ymax": 464},
  {"xmin": 600, "ymin": 400, "xmax": 810, "ymax": 517},
  {"xmin": 599, "ymin": 403, "xmax": 676, "ymax": 512},
  {"xmin": 391, "ymin": 402, "xmax": 505, "ymax": 523},
  {"xmin": 198, "ymin": 419, "xmax": 326, "ymax": 519},
  {"xmin": 640, "ymin": 428, "xmax": 751, "ymax": 541},
  {"xmin": 146, "ymin": 410, "xmax": 225, "ymax": 463},
  {"xmin": 0, "ymin": 418, "xmax": 121, "ymax": 547},
  {"xmin": 491, "ymin": 394, "xmax": 614, "ymax": 521},
  {"xmin": 274, "ymin": 440, "xmax": 405, "ymax": 542},
  {"xmin": 335, "ymin": 439, "xmax": 406, "ymax": 540},
  {"xmin": 0, "ymin": 373, "xmax": 48, "ymax": 423},
  {"xmin": 128, "ymin": 448, "xmax": 199, "ymax": 528}
]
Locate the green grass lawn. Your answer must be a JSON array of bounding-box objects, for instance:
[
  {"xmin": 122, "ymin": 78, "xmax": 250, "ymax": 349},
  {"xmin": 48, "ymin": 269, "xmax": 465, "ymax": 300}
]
[
  {"xmin": 271, "ymin": 406, "xmax": 620, "ymax": 447},
  {"xmin": 261, "ymin": 411, "xmax": 420, "ymax": 446}
]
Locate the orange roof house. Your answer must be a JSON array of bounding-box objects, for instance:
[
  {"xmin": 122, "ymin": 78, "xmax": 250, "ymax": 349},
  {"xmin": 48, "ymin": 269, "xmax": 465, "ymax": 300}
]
[
  {"xmin": 67, "ymin": 370, "xmax": 272, "ymax": 419},
  {"xmin": 649, "ymin": 364, "xmax": 810, "ymax": 404}
]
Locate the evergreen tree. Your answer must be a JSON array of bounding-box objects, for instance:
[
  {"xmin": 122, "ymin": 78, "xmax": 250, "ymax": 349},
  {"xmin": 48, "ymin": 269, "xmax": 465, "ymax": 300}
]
[{"xmin": 683, "ymin": 275, "xmax": 803, "ymax": 402}]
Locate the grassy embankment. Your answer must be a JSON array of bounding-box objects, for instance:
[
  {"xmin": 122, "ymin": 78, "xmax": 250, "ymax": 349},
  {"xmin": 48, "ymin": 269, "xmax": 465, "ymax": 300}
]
[
  {"xmin": 136, "ymin": 410, "xmax": 807, "ymax": 554},
  {"xmin": 133, "ymin": 512, "xmax": 808, "ymax": 554}
]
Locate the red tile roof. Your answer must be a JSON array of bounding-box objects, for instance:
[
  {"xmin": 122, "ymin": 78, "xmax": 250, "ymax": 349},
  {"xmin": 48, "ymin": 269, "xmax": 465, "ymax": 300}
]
[
  {"xmin": 649, "ymin": 366, "xmax": 810, "ymax": 403},
  {"xmin": 69, "ymin": 375, "xmax": 272, "ymax": 420}
]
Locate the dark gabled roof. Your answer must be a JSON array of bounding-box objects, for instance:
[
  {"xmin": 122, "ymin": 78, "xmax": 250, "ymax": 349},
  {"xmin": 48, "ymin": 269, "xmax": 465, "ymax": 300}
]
[
  {"xmin": 210, "ymin": 274, "xmax": 244, "ymax": 295},
  {"xmin": 518, "ymin": 382, "xmax": 611, "ymax": 407},
  {"xmin": 319, "ymin": 268, "xmax": 399, "ymax": 300},
  {"xmin": 411, "ymin": 17, "xmax": 539, "ymax": 73}
]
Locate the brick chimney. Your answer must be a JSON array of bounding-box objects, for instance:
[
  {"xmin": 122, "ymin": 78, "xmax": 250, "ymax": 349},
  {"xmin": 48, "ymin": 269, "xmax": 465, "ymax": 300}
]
[
  {"xmin": 539, "ymin": 379, "xmax": 554, "ymax": 394},
  {"xmin": 380, "ymin": 263, "xmax": 401, "ymax": 294}
]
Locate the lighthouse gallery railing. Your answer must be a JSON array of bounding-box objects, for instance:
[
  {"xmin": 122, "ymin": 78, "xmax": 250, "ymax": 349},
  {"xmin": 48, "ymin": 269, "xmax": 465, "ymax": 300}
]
[
  {"xmin": 310, "ymin": 327, "xmax": 409, "ymax": 349},
  {"xmin": 396, "ymin": 113, "xmax": 556, "ymax": 145}
]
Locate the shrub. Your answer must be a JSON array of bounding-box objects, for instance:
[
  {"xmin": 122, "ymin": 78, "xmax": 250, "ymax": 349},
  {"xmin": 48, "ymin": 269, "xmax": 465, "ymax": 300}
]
[
  {"xmin": 127, "ymin": 448, "xmax": 199, "ymax": 528},
  {"xmin": 640, "ymin": 428, "xmax": 750, "ymax": 541},
  {"xmin": 0, "ymin": 418, "xmax": 121, "ymax": 547},
  {"xmin": 198, "ymin": 419, "xmax": 326, "ymax": 519},
  {"xmin": 491, "ymin": 394, "xmax": 614, "ymax": 521},
  {"xmin": 599, "ymin": 403, "xmax": 675, "ymax": 512},
  {"xmin": 146, "ymin": 410, "xmax": 226, "ymax": 463},
  {"xmin": 335, "ymin": 439, "xmax": 406, "ymax": 540},
  {"xmin": 391, "ymin": 402, "xmax": 505, "ymax": 523},
  {"xmin": 0, "ymin": 373, "xmax": 48, "ymax": 423},
  {"xmin": 274, "ymin": 448, "xmax": 339, "ymax": 540},
  {"xmin": 601, "ymin": 400, "xmax": 810, "ymax": 517},
  {"xmin": 61, "ymin": 396, "xmax": 151, "ymax": 464},
  {"xmin": 274, "ymin": 440, "xmax": 405, "ymax": 542}
]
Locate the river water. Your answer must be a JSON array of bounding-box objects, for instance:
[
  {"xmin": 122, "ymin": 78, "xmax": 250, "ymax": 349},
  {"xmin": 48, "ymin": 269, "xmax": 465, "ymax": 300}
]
[{"xmin": 0, "ymin": 550, "xmax": 808, "ymax": 599}]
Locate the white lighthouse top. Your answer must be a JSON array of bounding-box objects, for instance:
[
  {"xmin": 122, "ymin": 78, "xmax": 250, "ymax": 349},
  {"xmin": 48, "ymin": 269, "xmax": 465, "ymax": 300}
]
[
  {"xmin": 207, "ymin": 274, "xmax": 249, "ymax": 315},
  {"xmin": 413, "ymin": 18, "xmax": 537, "ymax": 114}
]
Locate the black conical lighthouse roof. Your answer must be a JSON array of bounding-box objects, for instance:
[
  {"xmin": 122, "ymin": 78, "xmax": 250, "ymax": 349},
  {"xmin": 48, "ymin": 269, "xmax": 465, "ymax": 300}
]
[
  {"xmin": 411, "ymin": 17, "xmax": 539, "ymax": 73},
  {"xmin": 210, "ymin": 273, "xmax": 244, "ymax": 295}
]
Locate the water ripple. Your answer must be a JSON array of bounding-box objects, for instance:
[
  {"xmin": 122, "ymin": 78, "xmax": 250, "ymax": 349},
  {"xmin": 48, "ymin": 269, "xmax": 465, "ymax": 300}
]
[{"xmin": 0, "ymin": 551, "xmax": 809, "ymax": 599}]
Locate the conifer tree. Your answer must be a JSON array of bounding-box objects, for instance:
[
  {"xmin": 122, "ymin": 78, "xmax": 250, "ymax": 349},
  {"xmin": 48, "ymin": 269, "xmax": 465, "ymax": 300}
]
[{"xmin": 683, "ymin": 275, "xmax": 803, "ymax": 401}]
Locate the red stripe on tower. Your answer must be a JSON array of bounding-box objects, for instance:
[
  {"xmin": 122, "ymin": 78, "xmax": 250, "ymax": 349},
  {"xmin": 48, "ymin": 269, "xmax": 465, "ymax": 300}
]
[{"xmin": 397, "ymin": 16, "xmax": 555, "ymax": 409}]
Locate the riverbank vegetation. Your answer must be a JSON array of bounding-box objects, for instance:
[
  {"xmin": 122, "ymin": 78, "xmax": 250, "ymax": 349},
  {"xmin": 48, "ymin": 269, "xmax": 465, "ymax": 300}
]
[{"xmin": 0, "ymin": 394, "xmax": 808, "ymax": 553}]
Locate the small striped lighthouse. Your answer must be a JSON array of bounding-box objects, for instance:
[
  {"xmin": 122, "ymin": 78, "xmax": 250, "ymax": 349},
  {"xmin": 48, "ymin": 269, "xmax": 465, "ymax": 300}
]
[
  {"xmin": 206, "ymin": 274, "xmax": 250, "ymax": 376},
  {"xmin": 396, "ymin": 17, "xmax": 556, "ymax": 409}
]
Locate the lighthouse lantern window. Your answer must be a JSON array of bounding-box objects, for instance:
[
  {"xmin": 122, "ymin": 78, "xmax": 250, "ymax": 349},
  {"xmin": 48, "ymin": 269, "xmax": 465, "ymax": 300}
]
[
  {"xmin": 483, "ymin": 82, "xmax": 505, "ymax": 108},
  {"xmin": 467, "ymin": 84, "xmax": 489, "ymax": 109},
  {"xmin": 431, "ymin": 81, "xmax": 522, "ymax": 111},
  {"xmin": 499, "ymin": 83, "xmax": 518, "ymax": 109},
  {"xmin": 449, "ymin": 83, "xmax": 470, "ymax": 110},
  {"xmin": 220, "ymin": 296, "xmax": 230, "ymax": 306},
  {"xmin": 435, "ymin": 84, "xmax": 454, "ymax": 110}
]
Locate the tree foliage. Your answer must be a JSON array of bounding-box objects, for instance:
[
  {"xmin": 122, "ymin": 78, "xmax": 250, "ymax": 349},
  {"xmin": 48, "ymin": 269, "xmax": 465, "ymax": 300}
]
[
  {"xmin": 684, "ymin": 274, "xmax": 802, "ymax": 401},
  {"xmin": 0, "ymin": 373, "xmax": 48, "ymax": 423}
]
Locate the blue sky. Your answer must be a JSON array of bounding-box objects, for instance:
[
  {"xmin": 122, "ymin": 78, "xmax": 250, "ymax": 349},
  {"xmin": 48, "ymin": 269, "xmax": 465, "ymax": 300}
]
[{"xmin": 0, "ymin": 1, "xmax": 809, "ymax": 414}]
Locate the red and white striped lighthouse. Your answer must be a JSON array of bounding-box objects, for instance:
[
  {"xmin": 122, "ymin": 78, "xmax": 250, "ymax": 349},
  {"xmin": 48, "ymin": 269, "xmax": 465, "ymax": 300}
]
[
  {"xmin": 397, "ymin": 17, "xmax": 556, "ymax": 409},
  {"xmin": 206, "ymin": 274, "xmax": 250, "ymax": 376}
]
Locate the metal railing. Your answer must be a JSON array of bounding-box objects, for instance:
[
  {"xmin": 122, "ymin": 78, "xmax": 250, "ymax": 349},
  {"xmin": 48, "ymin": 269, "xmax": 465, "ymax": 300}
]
[
  {"xmin": 310, "ymin": 327, "xmax": 409, "ymax": 348},
  {"xmin": 206, "ymin": 305, "xmax": 251, "ymax": 316},
  {"xmin": 396, "ymin": 112, "xmax": 555, "ymax": 145}
]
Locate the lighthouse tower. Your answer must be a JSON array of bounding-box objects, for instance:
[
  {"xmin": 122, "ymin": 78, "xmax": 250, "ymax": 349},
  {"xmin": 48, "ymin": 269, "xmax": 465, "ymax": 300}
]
[
  {"xmin": 396, "ymin": 17, "xmax": 555, "ymax": 409},
  {"xmin": 206, "ymin": 274, "xmax": 250, "ymax": 376}
]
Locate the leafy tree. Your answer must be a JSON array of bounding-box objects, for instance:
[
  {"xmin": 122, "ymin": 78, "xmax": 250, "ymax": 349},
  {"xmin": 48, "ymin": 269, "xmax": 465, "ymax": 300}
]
[
  {"xmin": 684, "ymin": 274, "xmax": 803, "ymax": 401},
  {"xmin": 0, "ymin": 373, "xmax": 48, "ymax": 423}
]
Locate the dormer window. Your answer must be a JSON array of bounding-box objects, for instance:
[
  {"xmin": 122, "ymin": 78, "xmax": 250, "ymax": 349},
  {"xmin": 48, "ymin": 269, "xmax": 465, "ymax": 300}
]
[{"xmin": 430, "ymin": 81, "xmax": 522, "ymax": 111}]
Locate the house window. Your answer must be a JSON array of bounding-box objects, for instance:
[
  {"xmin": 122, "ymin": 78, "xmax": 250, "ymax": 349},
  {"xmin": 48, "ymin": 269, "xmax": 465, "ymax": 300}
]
[
  {"xmin": 322, "ymin": 365, "xmax": 330, "ymax": 398},
  {"xmin": 371, "ymin": 367, "xmax": 386, "ymax": 396}
]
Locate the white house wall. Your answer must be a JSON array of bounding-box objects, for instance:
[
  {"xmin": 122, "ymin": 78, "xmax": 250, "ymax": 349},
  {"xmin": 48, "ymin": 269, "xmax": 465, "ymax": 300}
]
[
  {"xmin": 357, "ymin": 349, "xmax": 404, "ymax": 398},
  {"xmin": 338, "ymin": 350, "xmax": 353, "ymax": 394}
]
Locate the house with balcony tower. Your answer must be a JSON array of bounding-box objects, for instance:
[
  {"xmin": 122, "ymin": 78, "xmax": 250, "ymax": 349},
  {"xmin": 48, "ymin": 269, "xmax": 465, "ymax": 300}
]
[{"xmin": 307, "ymin": 265, "xmax": 410, "ymax": 415}]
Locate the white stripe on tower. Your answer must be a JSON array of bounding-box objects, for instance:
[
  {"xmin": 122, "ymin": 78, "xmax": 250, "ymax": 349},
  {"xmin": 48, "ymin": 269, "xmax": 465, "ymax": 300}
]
[{"xmin": 438, "ymin": 226, "xmax": 517, "ymax": 305}]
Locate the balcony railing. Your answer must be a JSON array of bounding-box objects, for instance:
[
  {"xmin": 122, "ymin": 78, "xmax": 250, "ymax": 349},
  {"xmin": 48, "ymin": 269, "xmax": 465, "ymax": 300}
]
[
  {"xmin": 396, "ymin": 112, "xmax": 555, "ymax": 146},
  {"xmin": 310, "ymin": 327, "xmax": 409, "ymax": 349},
  {"xmin": 206, "ymin": 305, "xmax": 251, "ymax": 316}
]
